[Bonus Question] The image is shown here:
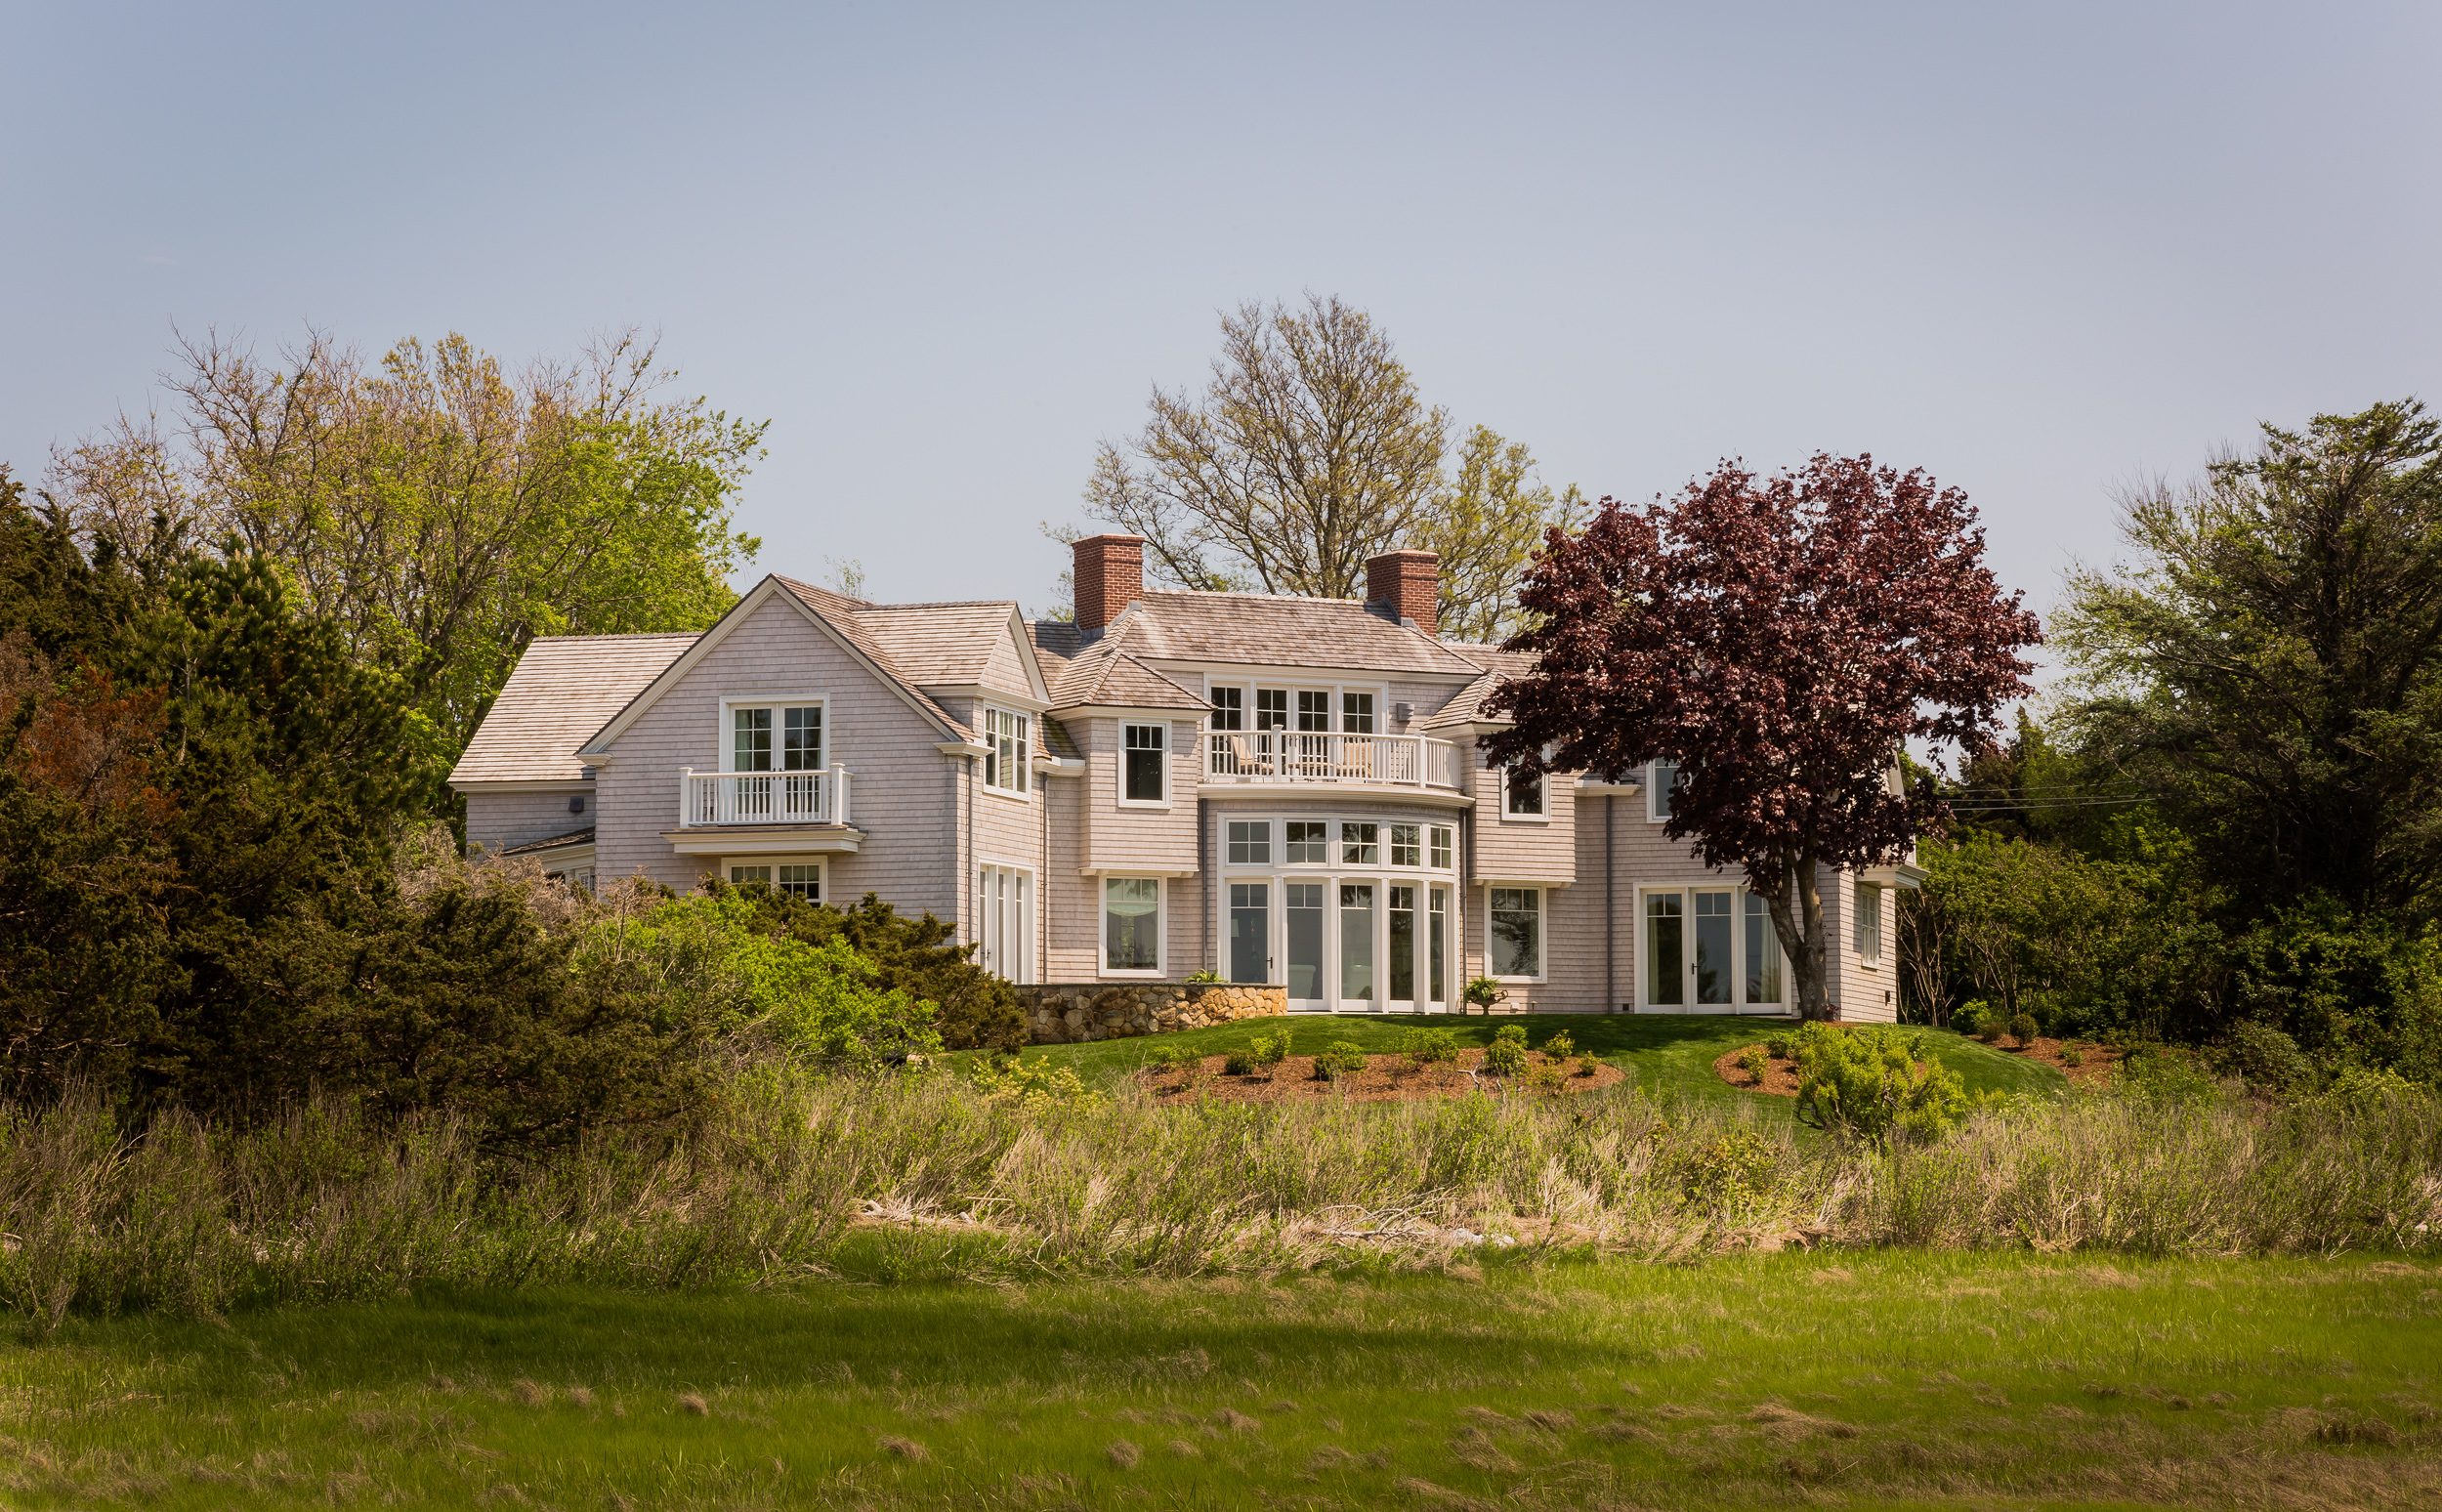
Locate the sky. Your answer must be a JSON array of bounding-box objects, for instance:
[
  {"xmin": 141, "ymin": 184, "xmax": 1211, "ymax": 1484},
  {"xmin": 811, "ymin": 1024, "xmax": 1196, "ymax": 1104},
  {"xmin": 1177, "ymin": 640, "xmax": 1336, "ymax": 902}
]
[{"xmin": 5, "ymin": 1, "xmax": 2438, "ymax": 657}]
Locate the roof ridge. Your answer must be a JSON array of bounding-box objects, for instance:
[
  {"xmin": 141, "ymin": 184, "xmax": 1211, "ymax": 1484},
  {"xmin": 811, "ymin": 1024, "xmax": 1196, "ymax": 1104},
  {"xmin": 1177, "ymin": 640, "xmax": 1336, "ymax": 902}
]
[{"xmin": 524, "ymin": 630, "xmax": 704, "ymax": 644}]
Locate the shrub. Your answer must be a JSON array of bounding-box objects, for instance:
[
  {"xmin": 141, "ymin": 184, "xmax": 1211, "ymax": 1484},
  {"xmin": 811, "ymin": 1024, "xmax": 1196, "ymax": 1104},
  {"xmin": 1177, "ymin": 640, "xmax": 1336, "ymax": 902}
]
[
  {"xmin": 1542, "ymin": 1030, "xmax": 1576, "ymax": 1058},
  {"xmin": 1953, "ymin": 1000, "xmax": 1992, "ymax": 1037},
  {"xmin": 1528, "ymin": 1065, "xmax": 1565, "ymax": 1093},
  {"xmin": 1314, "ymin": 1041, "xmax": 1368, "ymax": 1080},
  {"xmin": 1495, "ymin": 1025, "xmax": 1528, "ymax": 1046},
  {"xmin": 697, "ymin": 884, "xmax": 1024, "ymax": 1052},
  {"xmin": 1182, "ymin": 969, "xmax": 1225, "ymax": 984},
  {"xmin": 1147, "ymin": 1042, "xmax": 1194, "ymax": 1073},
  {"xmin": 1664, "ymin": 1128, "xmax": 1781, "ymax": 1207},
  {"xmin": 1249, "ymin": 1030, "xmax": 1290, "ymax": 1071},
  {"xmin": 1401, "ymin": 1028, "xmax": 1459, "ymax": 1070},
  {"xmin": 2006, "ymin": 1012, "xmax": 2041, "ymax": 1048},
  {"xmin": 2218, "ymin": 1020, "xmax": 2319, "ymax": 1093},
  {"xmin": 1736, "ymin": 1046, "xmax": 1768, "ymax": 1085},
  {"xmin": 1484, "ymin": 1036, "xmax": 1527, "ymax": 1077},
  {"xmin": 971, "ymin": 1056, "xmax": 1100, "ymax": 1113},
  {"xmin": 1222, "ymin": 1049, "xmax": 1255, "ymax": 1076},
  {"xmin": 2117, "ymin": 1042, "xmax": 2215, "ymax": 1102},
  {"xmin": 1765, "ymin": 1033, "xmax": 1793, "ymax": 1060},
  {"xmin": 1795, "ymin": 1027, "xmax": 1967, "ymax": 1142},
  {"xmin": 2060, "ymin": 1046, "xmax": 2084, "ymax": 1067},
  {"xmin": 1978, "ymin": 1017, "xmax": 2006, "ymax": 1044},
  {"xmin": 1576, "ymin": 1054, "xmax": 1599, "ymax": 1078}
]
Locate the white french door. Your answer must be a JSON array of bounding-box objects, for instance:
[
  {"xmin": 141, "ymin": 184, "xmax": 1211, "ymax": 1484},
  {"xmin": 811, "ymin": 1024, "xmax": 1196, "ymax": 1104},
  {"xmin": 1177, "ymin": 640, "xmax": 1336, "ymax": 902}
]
[
  {"xmin": 975, "ymin": 864, "xmax": 1032, "ymax": 983},
  {"xmin": 1641, "ymin": 884, "xmax": 1785, "ymax": 1013}
]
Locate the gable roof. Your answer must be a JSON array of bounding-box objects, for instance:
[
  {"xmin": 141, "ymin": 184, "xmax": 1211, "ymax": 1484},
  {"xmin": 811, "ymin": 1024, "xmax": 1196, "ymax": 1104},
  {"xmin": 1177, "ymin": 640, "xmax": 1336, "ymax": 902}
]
[
  {"xmin": 1047, "ymin": 633, "xmax": 1207, "ymax": 713},
  {"xmin": 449, "ymin": 633, "xmax": 697, "ymax": 786},
  {"xmin": 860, "ymin": 599, "xmax": 1048, "ymax": 701},
  {"xmin": 1102, "ymin": 591, "xmax": 1488, "ymax": 678},
  {"xmin": 1415, "ymin": 648, "xmax": 1535, "ymax": 731}
]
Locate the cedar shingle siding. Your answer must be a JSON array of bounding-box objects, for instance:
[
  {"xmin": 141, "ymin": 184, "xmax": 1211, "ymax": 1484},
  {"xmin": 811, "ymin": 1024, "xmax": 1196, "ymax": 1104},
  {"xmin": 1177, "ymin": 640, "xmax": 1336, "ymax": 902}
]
[{"xmin": 451, "ymin": 569, "xmax": 1904, "ymax": 1018}]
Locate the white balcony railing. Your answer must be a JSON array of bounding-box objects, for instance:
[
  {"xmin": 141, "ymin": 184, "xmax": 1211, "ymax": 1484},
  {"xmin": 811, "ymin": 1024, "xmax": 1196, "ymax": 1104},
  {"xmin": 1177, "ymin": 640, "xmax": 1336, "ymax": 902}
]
[
  {"xmin": 1204, "ymin": 732, "xmax": 1464, "ymax": 790},
  {"xmin": 678, "ymin": 766, "xmax": 851, "ymax": 827}
]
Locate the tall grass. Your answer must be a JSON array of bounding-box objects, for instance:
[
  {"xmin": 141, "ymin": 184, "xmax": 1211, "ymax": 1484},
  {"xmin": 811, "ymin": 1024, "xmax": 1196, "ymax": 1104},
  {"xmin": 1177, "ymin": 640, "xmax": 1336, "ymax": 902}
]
[{"xmin": 1, "ymin": 1071, "xmax": 2436, "ymax": 1321}]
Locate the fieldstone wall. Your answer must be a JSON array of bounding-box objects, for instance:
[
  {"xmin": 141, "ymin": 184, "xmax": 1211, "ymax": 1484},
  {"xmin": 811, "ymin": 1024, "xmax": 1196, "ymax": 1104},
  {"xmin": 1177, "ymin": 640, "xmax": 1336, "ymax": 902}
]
[{"xmin": 1016, "ymin": 983, "xmax": 1286, "ymax": 1043}]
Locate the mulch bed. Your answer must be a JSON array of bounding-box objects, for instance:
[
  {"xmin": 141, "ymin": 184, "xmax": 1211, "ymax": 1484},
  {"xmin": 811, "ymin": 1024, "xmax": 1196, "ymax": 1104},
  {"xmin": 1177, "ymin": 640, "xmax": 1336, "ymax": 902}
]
[
  {"xmin": 1140, "ymin": 1049, "xmax": 1625, "ymax": 1104},
  {"xmin": 1712, "ymin": 1030, "xmax": 2126, "ymax": 1096}
]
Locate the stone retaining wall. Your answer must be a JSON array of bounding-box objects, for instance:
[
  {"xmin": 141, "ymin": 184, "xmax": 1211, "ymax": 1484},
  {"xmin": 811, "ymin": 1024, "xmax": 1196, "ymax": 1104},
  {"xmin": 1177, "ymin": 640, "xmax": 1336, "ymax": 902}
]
[{"xmin": 1015, "ymin": 983, "xmax": 1286, "ymax": 1044}]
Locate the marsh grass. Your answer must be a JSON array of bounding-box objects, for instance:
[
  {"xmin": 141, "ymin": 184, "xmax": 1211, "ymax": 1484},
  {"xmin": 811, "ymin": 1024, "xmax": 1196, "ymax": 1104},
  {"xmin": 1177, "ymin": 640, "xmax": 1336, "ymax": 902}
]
[
  {"xmin": 0, "ymin": 1067, "xmax": 2436, "ymax": 1324},
  {"xmin": 0, "ymin": 1254, "xmax": 2435, "ymax": 1509}
]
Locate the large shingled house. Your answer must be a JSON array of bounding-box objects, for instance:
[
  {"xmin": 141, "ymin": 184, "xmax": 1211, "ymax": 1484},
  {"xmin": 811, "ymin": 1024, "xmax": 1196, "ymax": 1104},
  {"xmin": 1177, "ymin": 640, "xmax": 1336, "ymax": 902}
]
[{"xmin": 447, "ymin": 535, "xmax": 1913, "ymax": 1018}]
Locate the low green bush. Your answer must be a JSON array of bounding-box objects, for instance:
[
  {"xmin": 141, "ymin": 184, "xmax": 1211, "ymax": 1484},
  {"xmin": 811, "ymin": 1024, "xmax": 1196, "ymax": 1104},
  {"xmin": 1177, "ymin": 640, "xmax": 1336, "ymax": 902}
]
[
  {"xmin": 1576, "ymin": 1054, "xmax": 1599, "ymax": 1078},
  {"xmin": 2007, "ymin": 1012, "xmax": 2041, "ymax": 1048},
  {"xmin": 1495, "ymin": 1024, "xmax": 1528, "ymax": 1046},
  {"xmin": 1248, "ymin": 1030, "xmax": 1290, "ymax": 1071},
  {"xmin": 1484, "ymin": 1035, "xmax": 1527, "ymax": 1077},
  {"xmin": 1542, "ymin": 1030, "xmax": 1576, "ymax": 1058},
  {"xmin": 1182, "ymin": 969, "xmax": 1226, "ymax": 984},
  {"xmin": 1736, "ymin": 1045, "xmax": 1768, "ymax": 1085},
  {"xmin": 1222, "ymin": 1049, "xmax": 1255, "ymax": 1076},
  {"xmin": 1400, "ymin": 1028, "xmax": 1459, "ymax": 1070},
  {"xmin": 2218, "ymin": 1021, "xmax": 2320, "ymax": 1093},
  {"xmin": 2061, "ymin": 1046, "xmax": 2084, "ymax": 1067},
  {"xmin": 1314, "ymin": 1041, "xmax": 1368, "ymax": 1079},
  {"xmin": 1795, "ymin": 1026, "xmax": 1967, "ymax": 1142}
]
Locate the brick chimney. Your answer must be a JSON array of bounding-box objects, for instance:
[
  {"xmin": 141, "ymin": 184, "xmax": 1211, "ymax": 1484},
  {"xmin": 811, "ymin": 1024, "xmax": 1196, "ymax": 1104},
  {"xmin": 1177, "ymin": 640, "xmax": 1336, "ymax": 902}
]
[
  {"xmin": 1074, "ymin": 533, "xmax": 1144, "ymax": 640},
  {"xmin": 1366, "ymin": 550, "xmax": 1440, "ymax": 636}
]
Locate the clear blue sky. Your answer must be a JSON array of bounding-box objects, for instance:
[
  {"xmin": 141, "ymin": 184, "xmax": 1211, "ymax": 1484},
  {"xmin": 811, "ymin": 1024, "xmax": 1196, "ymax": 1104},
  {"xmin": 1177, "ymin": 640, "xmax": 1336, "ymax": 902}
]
[{"xmin": 6, "ymin": 2, "xmax": 2436, "ymax": 640}]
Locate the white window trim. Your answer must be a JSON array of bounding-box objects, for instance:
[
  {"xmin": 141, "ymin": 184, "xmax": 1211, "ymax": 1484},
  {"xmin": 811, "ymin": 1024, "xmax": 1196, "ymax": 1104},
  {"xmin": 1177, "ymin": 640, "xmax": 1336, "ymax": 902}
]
[
  {"xmin": 718, "ymin": 694, "xmax": 828, "ymax": 775},
  {"xmin": 974, "ymin": 861, "xmax": 1035, "ymax": 985},
  {"xmin": 1631, "ymin": 880, "xmax": 1792, "ymax": 1014},
  {"xmin": 1100, "ymin": 872, "xmax": 1167, "ymax": 978},
  {"xmin": 1117, "ymin": 722, "xmax": 1171, "ymax": 809},
  {"xmin": 1206, "ymin": 679, "xmax": 1392, "ymax": 735},
  {"xmin": 1224, "ymin": 818, "xmax": 1275, "ymax": 868},
  {"xmin": 1499, "ymin": 764, "xmax": 1551, "ymax": 822},
  {"xmin": 720, "ymin": 855, "xmax": 825, "ymax": 903},
  {"xmin": 1855, "ymin": 877, "xmax": 1885, "ymax": 970},
  {"xmin": 1485, "ymin": 882, "xmax": 1547, "ymax": 985},
  {"xmin": 1646, "ymin": 759, "xmax": 1677, "ymax": 822},
  {"xmin": 981, "ymin": 705, "xmax": 1032, "ymax": 802}
]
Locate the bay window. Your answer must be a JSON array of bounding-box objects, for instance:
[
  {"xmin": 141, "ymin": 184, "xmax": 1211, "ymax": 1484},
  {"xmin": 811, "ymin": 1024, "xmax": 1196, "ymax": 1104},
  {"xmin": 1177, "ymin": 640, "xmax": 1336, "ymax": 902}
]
[{"xmin": 984, "ymin": 708, "xmax": 1030, "ymax": 794}]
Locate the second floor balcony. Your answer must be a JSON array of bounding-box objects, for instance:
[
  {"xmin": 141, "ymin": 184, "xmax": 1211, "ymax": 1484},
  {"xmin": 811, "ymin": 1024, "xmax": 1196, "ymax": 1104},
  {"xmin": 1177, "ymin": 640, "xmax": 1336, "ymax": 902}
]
[
  {"xmin": 1205, "ymin": 732, "xmax": 1464, "ymax": 791},
  {"xmin": 678, "ymin": 766, "xmax": 851, "ymax": 827}
]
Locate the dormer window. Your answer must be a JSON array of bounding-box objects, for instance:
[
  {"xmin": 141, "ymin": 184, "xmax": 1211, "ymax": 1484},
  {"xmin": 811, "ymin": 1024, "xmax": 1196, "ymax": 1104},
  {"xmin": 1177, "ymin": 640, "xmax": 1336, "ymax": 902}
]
[{"xmin": 984, "ymin": 708, "xmax": 1030, "ymax": 794}]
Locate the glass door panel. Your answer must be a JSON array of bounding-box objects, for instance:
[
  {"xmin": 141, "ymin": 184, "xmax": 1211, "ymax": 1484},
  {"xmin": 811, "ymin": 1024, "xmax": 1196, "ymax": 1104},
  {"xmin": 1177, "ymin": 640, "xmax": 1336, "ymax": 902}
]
[
  {"xmin": 1694, "ymin": 891, "xmax": 1734, "ymax": 1006},
  {"xmin": 1646, "ymin": 893, "xmax": 1684, "ymax": 1005},
  {"xmin": 1285, "ymin": 882, "xmax": 1325, "ymax": 1004},
  {"xmin": 1230, "ymin": 882, "xmax": 1269, "ymax": 985},
  {"xmin": 1339, "ymin": 883, "xmax": 1375, "ymax": 1005},
  {"xmin": 1428, "ymin": 887, "xmax": 1449, "ymax": 1006},
  {"xmin": 1744, "ymin": 891, "xmax": 1784, "ymax": 1010},
  {"xmin": 1387, "ymin": 885, "xmax": 1416, "ymax": 1005}
]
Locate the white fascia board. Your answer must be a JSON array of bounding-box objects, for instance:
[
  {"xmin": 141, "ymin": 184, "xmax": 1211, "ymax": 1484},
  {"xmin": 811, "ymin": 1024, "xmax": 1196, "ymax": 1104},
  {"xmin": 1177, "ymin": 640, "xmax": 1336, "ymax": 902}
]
[
  {"xmin": 1055, "ymin": 703, "xmax": 1210, "ymax": 721},
  {"xmin": 923, "ymin": 683, "xmax": 1052, "ymax": 714},
  {"xmin": 581, "ymin": 576, "xmax": 964, "ymax": 755},
  {"xmin": 1008, "ymin": 607, "xmax": 1055, "ymax": 703},
  {"xmin": 1478, "ymin": 875, "xmax": 1575, "ymax": 889},
  {"xmin": 1863, "ymin": 861, "xmax": 1930, "ymax": 891}
]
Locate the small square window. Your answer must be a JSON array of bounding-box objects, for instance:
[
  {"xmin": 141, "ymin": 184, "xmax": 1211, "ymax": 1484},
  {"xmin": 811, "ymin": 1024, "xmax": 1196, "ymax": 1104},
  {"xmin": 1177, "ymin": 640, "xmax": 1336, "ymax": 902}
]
[
  {"xmin": 1430, "ymin": 825, "xmax": 1453, "ymax": 869},
  {"xmin": 1255, "ymin": 689, "xmax": 1289, "ymax": 731},
  {"xmin": 1227, "ymin": 819, "xmax": 1271, "ymax": 864},
  {"xmin": 1123, "ymin": 724, "xmax": 1166, "ymax": 803},
  {"xmin": 1340, "ymin": 820, "xmax": 1378, "ymax": 865},
  {"xmin": 1390, "ymin": 822, "xmax": 1420, "ymax": 866},
  {"xmin": 1296, "ymin": 691, "xmax": 1331, "ymax": 732},
  {"xmin": 778, "ymin": 863, "xmax": 820, "ymax": 901},
  {"xmin": 1209, "ymin": 687, "xmax": 1243, "ymax": 731},
  {"xmin": 1341, "ymin": 692, "xmax": 1375, "ymax": 734},
  {"xmin": 1285, "ymin": 820, "xmax": 1329, "ymax": 864}
]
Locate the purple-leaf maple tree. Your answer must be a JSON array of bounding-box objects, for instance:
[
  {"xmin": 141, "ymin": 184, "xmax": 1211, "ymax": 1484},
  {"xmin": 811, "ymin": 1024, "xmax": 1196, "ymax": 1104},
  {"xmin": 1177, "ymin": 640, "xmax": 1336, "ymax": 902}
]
[{"xmin": 1481, "ymin": 454, "xmax": 2041, "ymax": 1022}]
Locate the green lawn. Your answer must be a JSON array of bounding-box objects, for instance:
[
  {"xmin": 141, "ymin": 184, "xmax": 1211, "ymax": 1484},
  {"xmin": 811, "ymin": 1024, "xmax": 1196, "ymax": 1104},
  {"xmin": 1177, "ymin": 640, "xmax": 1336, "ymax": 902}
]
[
  {"xmin": 953, "ymin": 1013, "xmax": 2062, "ymax": 1111},
  {"xmin": 7, "ymin": 1252, "xmax": 2435, "ymax": 1509}
]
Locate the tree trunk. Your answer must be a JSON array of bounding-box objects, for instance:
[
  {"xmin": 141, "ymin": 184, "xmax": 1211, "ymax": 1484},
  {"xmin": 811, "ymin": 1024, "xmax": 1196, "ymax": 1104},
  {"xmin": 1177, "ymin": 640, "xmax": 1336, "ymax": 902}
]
[{"xmin": 1760, "ymin": 854, "xmax": 1835, "ymax": 1021}]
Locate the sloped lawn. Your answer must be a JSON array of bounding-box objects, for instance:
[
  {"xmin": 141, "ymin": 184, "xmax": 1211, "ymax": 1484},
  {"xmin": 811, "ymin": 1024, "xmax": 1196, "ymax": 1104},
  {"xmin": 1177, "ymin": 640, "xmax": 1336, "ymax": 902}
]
[{"xmin": 951, "ymin": 1013, "xmax": 2062, "ymax": 1110}]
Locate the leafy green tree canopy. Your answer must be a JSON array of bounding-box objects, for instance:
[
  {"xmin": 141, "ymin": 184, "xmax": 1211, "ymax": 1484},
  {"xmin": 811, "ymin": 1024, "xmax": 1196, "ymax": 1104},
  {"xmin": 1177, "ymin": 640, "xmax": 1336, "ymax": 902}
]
[{"xmin": 2057, "ymin": 399, "xmax": 2442, "ymax": 916}]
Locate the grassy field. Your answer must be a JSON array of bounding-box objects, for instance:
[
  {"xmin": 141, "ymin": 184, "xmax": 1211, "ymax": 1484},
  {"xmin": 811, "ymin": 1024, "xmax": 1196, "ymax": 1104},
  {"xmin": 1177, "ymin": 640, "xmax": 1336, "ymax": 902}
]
[
  {"xmin": 949, "ymin": 1012, "xmax": 2065, "ymax": 1109},
  {"xmin": 4, "ymin": 1251, "xmax": 2435, "ymax": 1510}
]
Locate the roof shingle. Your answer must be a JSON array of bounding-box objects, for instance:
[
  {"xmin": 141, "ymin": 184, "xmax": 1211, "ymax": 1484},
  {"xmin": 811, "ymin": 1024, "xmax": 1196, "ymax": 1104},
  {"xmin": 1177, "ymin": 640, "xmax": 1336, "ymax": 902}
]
[{"xmin": 450, "ymin": 633, "xmax": 698, "ymax": 785}]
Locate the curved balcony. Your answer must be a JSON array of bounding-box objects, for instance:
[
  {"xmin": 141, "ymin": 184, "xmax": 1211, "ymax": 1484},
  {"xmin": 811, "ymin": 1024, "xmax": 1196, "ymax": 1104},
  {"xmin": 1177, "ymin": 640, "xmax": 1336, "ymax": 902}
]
[{"xmin": 1204, "ymin": 732, "xmax": 1464, "ymax": 791}]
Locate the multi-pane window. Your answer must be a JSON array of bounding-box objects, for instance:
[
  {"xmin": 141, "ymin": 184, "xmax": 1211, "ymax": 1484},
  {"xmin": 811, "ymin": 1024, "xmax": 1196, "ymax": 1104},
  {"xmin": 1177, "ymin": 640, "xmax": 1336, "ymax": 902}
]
[
  {"xmin": 1296, "ymin": 691, "xmax": 1331, "ymax": 732},
  {"xmin": 1123, "ymin": 724, "xmax": 1166, "ymax": 802},
  {"xmin": 1209, "ymin": 687, "xmax": 1243, "ymax": 731},
  {"xmin": 730, "ymin": 862, "xmax": 820, "ymax": 901},
  {"xmin": 1105, "ymin": 877, "xmax": 1160, "ymax": 972},
  {"xmin": 984, "ymin": 708, "xmax": 1030, "ymax": 793},
  {"xmin": 730, "ymin": 864, "xmax": 769, "ymax": 887},
  {"xmin": 1856, "ymin": 881, "xmax": 1883, "ymax": 964},
  {"xmin": 1285, "ymin": 820, "xmax": 1328, "ymax": 863},
  {"xmin": 1341, "ymin": 692, "xmax": 1375, "ymax": 734},
  {"xmin": 1492, "ymin": 887, "xmax": 1542, "ymax": 979},
  {"xmin": 1255, "ymin": 689, "xmax": 1289, "ymax": 731},
  {"xmin": 1340, "ymin": 820, "xmax": 1378, "ymax": 865},
  {"xmin": 1227, "ymin": 819, "xmax": 1271, "ymax": 864},
  {"xmin": 734, "ymin": 705, "xmax": 821, "ymax": 773},
  {"xmin": 1430, "ymin": 824, "xmax": 1453, "ymax": 869},
  {"xmin": 1390, "ymin": 822, "xmax": 1421, "ymax": 866},
  {"xmin": 1505, "ymin": 765, "xmax": 1546, "ymax": 816}
]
